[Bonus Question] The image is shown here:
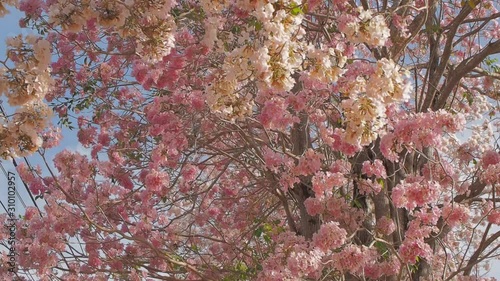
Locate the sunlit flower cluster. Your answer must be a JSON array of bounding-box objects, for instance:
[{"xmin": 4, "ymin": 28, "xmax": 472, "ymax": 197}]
[
  {"xmin": 0, "ymin": 35, "xmax": 54, "ymax": 158},
  {"xmin": 366, "ymin": 58, "xmax": 411, "ymax": 102},
  {"xmin": 208, "ymin": 2, "xmax": 307, "ymax": 118},
  {"xmin": 46, "ymin": 0, "xmax": 92, "ymax": 32},
  {"xmin": 342, "ymin": 96, "xmax": 385, "ymax": 145},
  {"xmin": 338, "ymin": 59, "xmax": 410, "ymax": 146},
  {"xmin": 340, "ymin": 7, "xmax": 390, "ymax": 47},
  {"xmin": 206, "ymin": 75, "xmax": 254, "ymax": 121},
  {"xmin": 46, "ymin": 0, "xmax": 177, "ymax": 63},
  {"xmin": 306, "ymin": 46, "xmax": 347, "ymax": 83}
]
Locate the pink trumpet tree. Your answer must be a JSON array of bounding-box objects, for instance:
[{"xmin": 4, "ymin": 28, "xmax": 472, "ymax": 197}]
[{"xmin": 1, "ymin": 0, "xmax": 500, "ymax": 280}]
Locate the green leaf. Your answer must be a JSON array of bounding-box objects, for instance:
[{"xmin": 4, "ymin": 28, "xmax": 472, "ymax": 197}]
[
  {"xmin": 231, "ymin": 25, "xmax": 241, "ymax": 34},
  {"xmin": 255, "ymin": 21, "xmax": 263, "ymax": 31},
  {"xmin": 235, "ymin": 261, "xmax": 248, "ymax": 272},
  {"xmin": 485, "ymin": 57, "xmax": 498, "ymax": 66},
  {"xmin": 191, "ymin": 245, "xmax": 199, "ymax": 253},
  {"xmin": 289, "ymin": 2, "xmax": 305, "ymax": 16},
  {"xmin": 254, "ymin": 226, "xmax": 263, "ymax": 238},
  {"xmin": 263, "ymin": 233, "xmax": 271, "ymax": 243},
  {"xmin": 463, "ymin": 92, "xmax": 473, "ymax": 106},
  {"xmin": 374, "ymin": 241, "xmax": 390, "ymax": 259},
  {"xmin": 377, "ymin": 178, "xmax": 385, "ymax": 189},
  {"xmin": 262, "ymin": 223, "xmax": 272, "ymax": 232},
  {"xmin": 353, "ymin": 199, "xmax": 363, "ymax": 208},
  {"xmin": 291, "ymin": 6, "xmax": 303, "ymax": 16}
]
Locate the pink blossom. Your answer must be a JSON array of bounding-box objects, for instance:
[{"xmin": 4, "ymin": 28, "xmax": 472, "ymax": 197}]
[
  {"xmin": 97, "ymin": 132, "xmax": 111, "ymax": 147},
  {"xmin": 286, "ymin": 249, "xmax": 324, "ymax": 278},
  {"xmin": 312, "ymin": 222, "xmax": 347, "ymax": 251},
  {"xmin": 262, "ymin": 147, "xmax": 288, "ymax": 172},
  {"xmin": 304, "ymin": 197, "xmax": 324, "ymax": 216},
  {"xmin": 330, "ymin": 159, "xmax": 352, "ymax": 174},
  {"xmin": 293, "ymin": 149, "xmax": 324, "ymax": 176},
  {"xmin": 144, "ymin": 169, "xmax": 170, "ymax": 194},
  {"xmin": 29, "ymin": 178, "xmax": 46, "ymax": 195},
  {"xmin": 376, "ymin": 216, "xmax": 396, "ymax": 236},
  {"xmin": 132, "ymin": 62, "xmax": 148, "ymax": 84},
  {"xmin": 482, "ymin": 163, "xmax": 500, "ymax": 185},
  {"xmin": 331, "ymin": 128, "xmax": 362, "ymax": 156},
  {"xmin": 442, "ymin": 204, "xmax": 470, "ymax": 227},
  {"xmin": 487, "ymin": 210, "xmax": 500, "ymax": 225},
  {"xmin": 482, "ymin": 150, "xmax": 500, "ymax": 168},
  {"xmin": 24, "ymin": 207, "xmax": 39, "ymax": 221},
  {"xmin": 399, "ymin": 238, "xmax": 432, "ymax": 264},
  {"xmin": 258, "ymin": 98, "xmax": 298, "ymax": 130},
  {"xmin": 311, "ymin": 171, "xmax": 346, "ymax": 197},
  {"xmin": 77, "ymin": 126, "xmax": 97, "ymax": 147},
  {"xmin": 361, "ymin": 159, "xmax": 387, "ymax": 179},
  {"xmin": 357, "ymin": 178, "xmax": 383, "ymax": 195},
  {"xmin": 181, "ymin": 164, "xmax": 199, "ymax": 182},
  {"xmin": 392, "ymin": 178, "xmax": 441, "ymax": 210}
]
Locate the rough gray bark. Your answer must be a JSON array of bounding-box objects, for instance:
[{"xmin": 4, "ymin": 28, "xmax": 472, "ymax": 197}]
[{"xmin": 290, "ymin": 112, "xmax": 321, "ymax": 240}]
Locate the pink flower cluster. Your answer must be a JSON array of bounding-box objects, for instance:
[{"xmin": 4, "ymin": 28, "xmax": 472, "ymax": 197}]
[
  {"xmin": 311, "ymin": 171, "xmax": 346, "ymax": 197},
  {"xmin": 487, "ymin": 210, "xmax": 500, "ymax": 225},
  {"xmin": 376, "ymin": 216, "xmax": 396, "ymax": 236},
  {"xmin": 361, "ymin": 159, "xmax": 387, "ymax": 179},
  {"xmin": 399, "ymin": 238, "xmax": 432, "ymax": 264},
  {"xmin": 312, "ymin": 222, "xmax": 347, "ymax": 251},
  {"xmin": 293, "ymin": 149, "xmax": 324, "ymax": 176},
  {"xmin": 392, "ymin": 176, "xmax": 441, "ymax": 210},
  {"xmin": 330, "ymin": 245, "xmax": 378, "ymax": 275},
  {"xmin": 381, "ymin": 110, "xmax": 465, "ymax": 161},
  {"xmin": 258, "ymin": 98, "xmax": 299, "ymax": 130},
  {"xmin": 442, "ymin": 204, "xmax": 470, "ymax": 227},
  {"xmin": 482, "ymin": 150, "xmax": 500, "ymax": 168}
]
